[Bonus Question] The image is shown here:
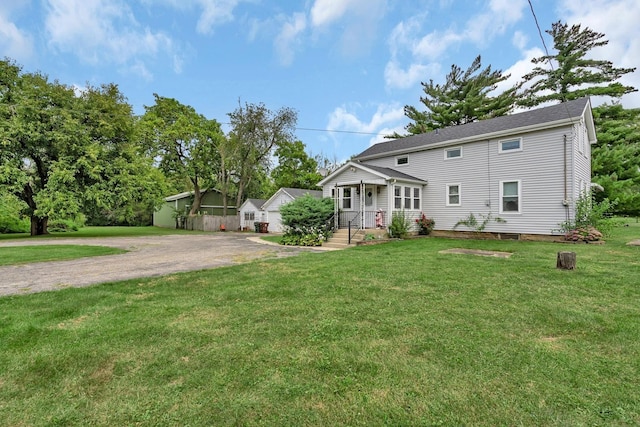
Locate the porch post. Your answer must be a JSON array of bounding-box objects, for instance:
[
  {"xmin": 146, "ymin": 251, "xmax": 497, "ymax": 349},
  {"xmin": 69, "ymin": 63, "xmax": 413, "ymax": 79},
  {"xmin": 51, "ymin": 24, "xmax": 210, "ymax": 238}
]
[
  {"xmin": 360, "ymin": 180, "xmax": 365, "ymax": 229},
  {"xmin": 334, "ymin": 184, "xmax": 339, "ymax": 229}
]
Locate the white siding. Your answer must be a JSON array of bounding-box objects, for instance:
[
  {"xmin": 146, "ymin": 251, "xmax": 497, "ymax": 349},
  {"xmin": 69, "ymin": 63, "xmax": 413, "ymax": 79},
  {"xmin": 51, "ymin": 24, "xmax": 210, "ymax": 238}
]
[
  {"xmin": 262, "ymin": 191, "xmax": 294, "ymax": 232},
  {"xmin": 365, "ymin": 124, "xmax": 578, "ymax": 235}
]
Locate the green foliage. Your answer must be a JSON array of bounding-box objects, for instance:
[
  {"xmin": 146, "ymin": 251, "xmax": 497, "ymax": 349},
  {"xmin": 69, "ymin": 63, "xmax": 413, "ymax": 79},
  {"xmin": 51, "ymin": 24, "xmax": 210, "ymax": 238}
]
[
  {"xmin": 389, "ymin": 210, "xmax": 411, "ymax": 238},
  {"xmin": 0, "ymin": 59, "xmax": 168, "ymax": 234},
  {"xmin": 271, "ymin": 140, "xmax": 323, "ymax": 190},
  {"xmin": 139, "ymin": 94, "xmax": 223, "ymax": 216},
  {"xmin": 559, "ymin": 192, "xmax": 617, "ymax": 240},
  {"xmin": 227, "ymin": 102, "xmax": 298, "ymax": 207},
  {"xmin": 403, "ymin": 55, "xmax": 517, "ymax": 135},
  {"xmin": 519, "ymin": 21, "xmax": 637, "ymax": 107},
  {"xmin": 591, "ymin": 104, "xmax": 640, "ymax": 216},
  {"xmin": 453, "ymin": 212, "xmax": 506, "ymax": 232},
  {"xmin": 279, "ymin": 195, "xmax": 333, "ymax": 246},
  {"xmin": 46, "ymin": 218, "xmax": 82, "ymax": 233},
  {"xmin": 0, "ymin": 194, "xmax": 29, "ymax": 233}
]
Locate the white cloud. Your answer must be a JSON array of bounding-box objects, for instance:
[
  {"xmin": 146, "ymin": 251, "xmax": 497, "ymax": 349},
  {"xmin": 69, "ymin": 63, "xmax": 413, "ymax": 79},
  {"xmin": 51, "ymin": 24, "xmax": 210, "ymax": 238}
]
[
  {"xmin": 310, "ymin": 0, "xmax": 387, "ymax": 56},
  {"xmin": 327, "ymin": 102, "xmax": 405, "ymax": 135},
  {"xmin": 384, "ymin": 60, "xmax": 440, "ymax": 90},
  {"xmin": 274, "ymin": 12, "xmax": 307, "ymax": 66},
  {"xmin": 44, "ymin": 0, "xmax": 180, "ymax": 79},
  {"xmin": 386, "ymin": 0, "xmax": 527, "ymax": 91},
  {"xmin": 195, "ymin": 0, "xmax": 240, "ymax": 34},
  {"xmin": 0, "ymin": 13, "xmax": 33, "ymax": 62},
  {"xmin": 310, "ymin": 0, "xmax": 351, "ymax": 27}
]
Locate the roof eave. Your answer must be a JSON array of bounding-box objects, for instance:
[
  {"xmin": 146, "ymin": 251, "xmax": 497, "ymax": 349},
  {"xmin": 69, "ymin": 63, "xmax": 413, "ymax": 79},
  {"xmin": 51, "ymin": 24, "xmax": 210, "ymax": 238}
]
[{"xmin": 354, "ymin": 116, "xmax": 583, "ymax": 162}]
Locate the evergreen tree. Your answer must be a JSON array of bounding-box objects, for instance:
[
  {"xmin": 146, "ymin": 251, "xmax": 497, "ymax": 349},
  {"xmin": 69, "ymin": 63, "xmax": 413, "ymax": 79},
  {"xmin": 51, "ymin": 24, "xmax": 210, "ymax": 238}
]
[
  {"xmin": 519, "ymin": 21, "xmax": 636, "ymax": 107},
  {"xmin": 402, "ymin": 55, "xmax": 517, "ymax": 135},
  {"xmin": 591, "ymin": 104, "xmax": 640, "ymax": 216}
]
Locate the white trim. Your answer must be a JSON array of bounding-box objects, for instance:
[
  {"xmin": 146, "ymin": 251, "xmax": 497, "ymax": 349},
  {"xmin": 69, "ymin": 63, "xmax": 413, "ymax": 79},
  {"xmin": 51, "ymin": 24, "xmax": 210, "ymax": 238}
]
[
  {"xmin": 499, "ymin": 180, "xmax": 521, "ymax": 214},
  {"xmin": 498, "ymin": 137, "xmax": 523, "ymax": 153},
  {"xmin": 444, "ymin": 146, "xmax": 462, "ymax": 160},
  {"xmin": 446, "ymin": 183, "xmax": 461, "ymax": 206}
]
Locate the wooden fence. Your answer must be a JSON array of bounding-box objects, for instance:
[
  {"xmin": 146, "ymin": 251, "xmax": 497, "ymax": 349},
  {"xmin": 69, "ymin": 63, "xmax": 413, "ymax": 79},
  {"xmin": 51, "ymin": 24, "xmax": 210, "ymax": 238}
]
[{"xmin": 185, "ymin": 215, "xmax": 240, "ymax": 232}]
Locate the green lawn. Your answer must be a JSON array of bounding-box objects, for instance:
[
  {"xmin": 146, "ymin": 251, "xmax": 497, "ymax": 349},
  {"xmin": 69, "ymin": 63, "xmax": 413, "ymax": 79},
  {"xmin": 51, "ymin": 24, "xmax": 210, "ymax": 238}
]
[
  {"xmin": 0, "ymin": 225, "xmax": 207, "ymax": 241},
  {"xmin": 0, "ymin": 245, "xmax": 126, "ymax": 266},
  {"xmin": 1, "ymin": 222, "xmax": 639, "ymax": 425}
]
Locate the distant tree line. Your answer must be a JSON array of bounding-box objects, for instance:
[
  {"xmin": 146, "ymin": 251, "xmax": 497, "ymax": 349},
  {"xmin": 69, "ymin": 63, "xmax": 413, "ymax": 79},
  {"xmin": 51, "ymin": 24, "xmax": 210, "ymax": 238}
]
[{"xmin": 0, "ymin": 60, "xmax": 327, "ymax": 235}]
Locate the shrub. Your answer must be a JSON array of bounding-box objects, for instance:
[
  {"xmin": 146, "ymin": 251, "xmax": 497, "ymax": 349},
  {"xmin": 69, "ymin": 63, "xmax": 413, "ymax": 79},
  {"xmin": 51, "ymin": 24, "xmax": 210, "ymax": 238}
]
[
  {"xmin": 0, "ymin": 194, "xmax": 29, "ymax": 233},
  {"xmin": 559, "ymin": 192, "xmax": 617, "ymax": 241},
  {"xmin": 389, "ymin": 211, "xmax": 411, "ymax": 238},
  {"xmin": 453, "ymin": 212, "xmax": 505, "ymax": 232},
  {"xmin": 280, "ymin": 195, "xmax": 334, "ymax": 246},
  {"xmin": 415, "ymin": 213, "xmax": 435, "ymax": 235}
]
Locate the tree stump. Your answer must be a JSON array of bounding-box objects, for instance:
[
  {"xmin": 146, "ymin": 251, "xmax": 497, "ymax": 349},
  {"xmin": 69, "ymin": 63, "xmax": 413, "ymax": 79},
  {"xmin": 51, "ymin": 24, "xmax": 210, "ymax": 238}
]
[{"xmin": 556, "ymin": 251, "xmax": 577, "ymax": 270}]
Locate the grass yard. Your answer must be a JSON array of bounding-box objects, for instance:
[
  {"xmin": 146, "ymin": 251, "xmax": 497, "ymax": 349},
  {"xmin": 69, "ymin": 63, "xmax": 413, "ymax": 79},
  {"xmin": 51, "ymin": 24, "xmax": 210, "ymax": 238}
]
[
  {"xmin": 0, "ymin": 245, "xmax": 125, "ymax": 266},
  {"xmin": 0, "ymin": 225, "xmax": 207, "ymax": 241},
  {"xmin": 0, "ymin": 222, "xmax": 639, "ymax": 425}
]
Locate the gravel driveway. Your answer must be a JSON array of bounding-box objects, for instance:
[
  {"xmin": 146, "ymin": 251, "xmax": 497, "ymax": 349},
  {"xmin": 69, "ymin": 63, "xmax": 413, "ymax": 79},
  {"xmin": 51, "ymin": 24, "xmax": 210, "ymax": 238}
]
[{"xmin": 0, "ymin": 233, "xmax": 325, "ymax": 296}]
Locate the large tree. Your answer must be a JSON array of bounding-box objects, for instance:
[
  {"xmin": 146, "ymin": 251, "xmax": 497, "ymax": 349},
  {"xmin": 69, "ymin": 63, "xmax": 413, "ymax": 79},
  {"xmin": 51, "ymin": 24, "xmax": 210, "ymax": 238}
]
[
  {"xmin": 591, "ymin": 104, "xmax": 640, "ymax": 216},
  {"xmin": 402, "ymin": 55, "xmax": 517, "ymax": 135},
  {"xmin": 0, "ymin": 59, "xmax": 163, "ymax": 235},
  {"xmin": 270, "ymin": 140, "xmax": 322, "ymax": 191},
  {"xmin": 227, "ymin": 102, "xmax": 297, "ymax": 206},
  {"xmin": 519, "ymin": 21, "xmax": 637, "ymax": 107},
  {"xmin": 139, "ymin": 95, "xmax": 224, "ymax": 215}
]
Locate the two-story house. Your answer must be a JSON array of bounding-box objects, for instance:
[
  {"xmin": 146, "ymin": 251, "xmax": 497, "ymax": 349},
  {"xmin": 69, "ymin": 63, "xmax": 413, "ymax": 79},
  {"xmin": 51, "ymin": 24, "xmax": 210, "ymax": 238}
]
[{"xmin": 318, "ymin": 97, "xmax": 596, "ymax": 237}]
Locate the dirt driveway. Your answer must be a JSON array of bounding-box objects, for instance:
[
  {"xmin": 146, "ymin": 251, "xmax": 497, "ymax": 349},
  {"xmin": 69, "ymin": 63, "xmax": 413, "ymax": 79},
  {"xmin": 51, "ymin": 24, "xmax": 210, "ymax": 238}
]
[{"xmin": 0, "ymin": 233, "xmax": 325, "ymax": 297}]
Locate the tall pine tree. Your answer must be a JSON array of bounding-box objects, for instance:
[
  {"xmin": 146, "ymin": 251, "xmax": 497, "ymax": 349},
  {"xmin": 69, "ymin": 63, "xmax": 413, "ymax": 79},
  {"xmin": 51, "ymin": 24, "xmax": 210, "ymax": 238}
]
[
  {"xmin": 519, "ymin": 21, "xmax": 636, "ymax": 107},
  {"xmin": 402, "ymin": 55, "xmax": 517, "ymax": 135}
]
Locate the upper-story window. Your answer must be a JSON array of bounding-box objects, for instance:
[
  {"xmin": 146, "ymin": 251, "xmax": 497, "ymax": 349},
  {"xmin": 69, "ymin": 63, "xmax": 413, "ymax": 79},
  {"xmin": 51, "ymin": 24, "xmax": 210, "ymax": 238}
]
[
  {"xmin": 396, "ymin": 156, "xmax": 409, "ymax": 166},
  {"xmin": 499, "ymin": 137, "xmax": 523, "ymax": 153},
  {"xmin": 444, "ymin": 147, "xmax": 462, "ymax": 160}
]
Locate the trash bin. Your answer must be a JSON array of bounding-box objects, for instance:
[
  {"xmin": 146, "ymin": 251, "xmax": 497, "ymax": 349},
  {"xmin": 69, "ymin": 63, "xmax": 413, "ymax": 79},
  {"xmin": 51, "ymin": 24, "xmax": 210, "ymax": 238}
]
[
  {"xmin": 259, "ymin": 222, "xmax": 269, "ymax": 233},
  {"xmin": 254, "ymin": 222, "xmax": 260, "ymax": 233}
]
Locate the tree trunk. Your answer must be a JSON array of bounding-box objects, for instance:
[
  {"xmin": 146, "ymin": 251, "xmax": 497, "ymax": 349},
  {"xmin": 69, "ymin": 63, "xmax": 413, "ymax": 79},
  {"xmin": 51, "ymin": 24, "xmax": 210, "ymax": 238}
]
[
  {"xmin": 189, "ymin": 181, "xmax": 202, "ymax": 216},
  {"xmin": 556, "ymin": 251, "xmax": 577, "ymax": 270},
  {"xmin": 30, "ymin": 216, "xmax": 49, "ymax": 236}
]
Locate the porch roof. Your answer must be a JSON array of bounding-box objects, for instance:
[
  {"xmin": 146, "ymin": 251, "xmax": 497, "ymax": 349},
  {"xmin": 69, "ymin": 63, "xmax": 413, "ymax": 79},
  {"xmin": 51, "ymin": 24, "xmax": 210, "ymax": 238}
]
[{"xmin": 318, "ymin": 161, "xmax": 427, "ymax": 187}]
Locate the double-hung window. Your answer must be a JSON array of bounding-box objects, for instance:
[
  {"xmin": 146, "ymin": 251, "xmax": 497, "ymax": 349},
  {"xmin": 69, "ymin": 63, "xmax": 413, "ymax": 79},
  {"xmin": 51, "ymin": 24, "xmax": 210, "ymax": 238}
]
[
  {"xmin": 394, "ymin": 185, "xmax": 421, "ymax": 210},
  {"xmin": 500, "ymin": 180, "xmax": 521, "ymax": 213},
  {"xmin": 446, "ymin": 184, "xmax": 461, "ymax": 206},
  {"xmin": 342, "ymin": 188, "xmax": 352, "ymax": 210}
]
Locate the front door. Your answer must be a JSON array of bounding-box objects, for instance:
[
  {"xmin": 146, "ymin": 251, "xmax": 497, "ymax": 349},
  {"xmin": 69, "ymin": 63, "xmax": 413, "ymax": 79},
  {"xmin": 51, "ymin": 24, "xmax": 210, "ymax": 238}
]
[{"xmin": 364, "ymin": 185, "xmax": 376, "ymax": 228}]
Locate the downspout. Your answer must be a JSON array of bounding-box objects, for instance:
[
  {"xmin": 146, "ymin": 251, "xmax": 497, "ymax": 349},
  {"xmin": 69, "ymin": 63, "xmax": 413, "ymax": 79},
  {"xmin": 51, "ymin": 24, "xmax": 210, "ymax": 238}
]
[{"xmin": 563, "ymin": 134, "xmax": 570, "ymax": 223}]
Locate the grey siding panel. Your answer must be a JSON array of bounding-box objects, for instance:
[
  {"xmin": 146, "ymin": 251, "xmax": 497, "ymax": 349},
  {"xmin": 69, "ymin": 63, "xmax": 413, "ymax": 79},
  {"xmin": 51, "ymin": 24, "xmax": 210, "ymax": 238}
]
[{"xmin": 364, "ymin": 124, "xmax": 576, "ymax": 234}]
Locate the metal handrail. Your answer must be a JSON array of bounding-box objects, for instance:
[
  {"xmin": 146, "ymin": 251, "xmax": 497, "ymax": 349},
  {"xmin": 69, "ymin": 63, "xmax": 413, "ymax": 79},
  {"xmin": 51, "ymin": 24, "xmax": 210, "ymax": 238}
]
[{"xmin": 347, "ymin": 211, "xmax": 362, "ymax": 245}]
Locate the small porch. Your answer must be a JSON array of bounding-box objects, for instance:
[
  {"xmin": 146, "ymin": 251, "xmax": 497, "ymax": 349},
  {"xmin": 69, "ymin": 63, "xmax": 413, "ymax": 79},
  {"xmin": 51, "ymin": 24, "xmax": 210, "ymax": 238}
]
[{"xmin": 332, "ymin": 180, "xmax": 389, "ymax": 231}]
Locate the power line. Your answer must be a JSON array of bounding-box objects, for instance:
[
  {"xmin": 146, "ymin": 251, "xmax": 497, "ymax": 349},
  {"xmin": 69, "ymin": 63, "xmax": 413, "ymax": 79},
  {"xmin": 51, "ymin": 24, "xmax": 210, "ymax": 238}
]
[
  {"xmin": 221, "ymin": 122, "xmax": 382, "ymax": 136},
  {"xmin": 295, "ymin": 126, "xmax": 381, "ymax": 136}
]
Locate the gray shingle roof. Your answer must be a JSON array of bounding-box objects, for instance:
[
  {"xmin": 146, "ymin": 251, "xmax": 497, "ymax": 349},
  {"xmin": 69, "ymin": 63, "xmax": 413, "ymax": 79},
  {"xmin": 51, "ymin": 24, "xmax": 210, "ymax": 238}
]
[
  {"xmin": 362, "ymin": 164, "xmax": 427, "ymax": 183},
  {"xmin": 282, "ymin": 187, "xmax": 323, "ymax": 199},
  {"xmin": 355, "ymin": 98, "xmax": 590, "ymax": 160}
]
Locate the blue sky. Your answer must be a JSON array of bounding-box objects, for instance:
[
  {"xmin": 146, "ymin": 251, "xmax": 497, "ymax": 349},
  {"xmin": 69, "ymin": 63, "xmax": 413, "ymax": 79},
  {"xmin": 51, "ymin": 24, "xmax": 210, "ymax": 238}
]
[{"xmin": 2, "ymin": 0, "xmax": 639, "ymax": 162}]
